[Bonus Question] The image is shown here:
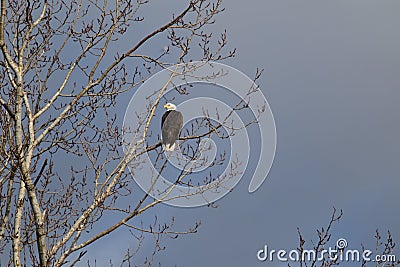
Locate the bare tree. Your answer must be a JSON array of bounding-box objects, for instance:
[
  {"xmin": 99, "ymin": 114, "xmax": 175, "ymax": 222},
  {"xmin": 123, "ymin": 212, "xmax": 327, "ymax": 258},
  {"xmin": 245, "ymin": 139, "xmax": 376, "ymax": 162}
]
[{"xmin": 0, "ymin": 0, "xmax": 266, "ymax": 266}]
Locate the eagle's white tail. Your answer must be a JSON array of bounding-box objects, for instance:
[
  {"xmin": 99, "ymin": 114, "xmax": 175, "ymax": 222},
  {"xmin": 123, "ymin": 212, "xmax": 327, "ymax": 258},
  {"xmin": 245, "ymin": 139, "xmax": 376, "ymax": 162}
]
[{"xmin": 162, "ymin": 143, "xmax": 175, "ymax": 151}]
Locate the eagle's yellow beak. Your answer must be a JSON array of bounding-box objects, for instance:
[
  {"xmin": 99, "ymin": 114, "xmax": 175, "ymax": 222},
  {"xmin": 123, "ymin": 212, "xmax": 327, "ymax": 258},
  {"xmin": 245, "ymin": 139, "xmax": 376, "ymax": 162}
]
[{"xmin": 164, "ymin": 104, "xmax": 169, "ymax": 109}]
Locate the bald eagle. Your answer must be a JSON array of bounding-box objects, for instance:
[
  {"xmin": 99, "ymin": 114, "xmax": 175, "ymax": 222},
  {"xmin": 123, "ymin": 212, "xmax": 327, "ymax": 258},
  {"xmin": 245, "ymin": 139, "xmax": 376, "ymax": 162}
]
[{"xmin": 161, "ymin": 103, "xmax": 183, "ymax": 151}]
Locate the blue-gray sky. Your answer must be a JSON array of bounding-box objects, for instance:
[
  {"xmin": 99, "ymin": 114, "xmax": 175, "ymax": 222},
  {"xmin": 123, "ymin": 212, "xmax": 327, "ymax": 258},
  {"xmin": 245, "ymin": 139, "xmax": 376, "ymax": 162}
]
[{"xmin": 86, "ymin": 1, "xmax": 400, "ymax": 266}]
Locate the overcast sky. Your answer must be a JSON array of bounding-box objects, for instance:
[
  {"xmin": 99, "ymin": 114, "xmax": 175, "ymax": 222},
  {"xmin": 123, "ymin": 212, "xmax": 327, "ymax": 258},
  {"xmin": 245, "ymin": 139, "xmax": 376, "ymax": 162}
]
[{"xmin": 85, "ymin": 1, "xmax": 400, "ymax": 266}]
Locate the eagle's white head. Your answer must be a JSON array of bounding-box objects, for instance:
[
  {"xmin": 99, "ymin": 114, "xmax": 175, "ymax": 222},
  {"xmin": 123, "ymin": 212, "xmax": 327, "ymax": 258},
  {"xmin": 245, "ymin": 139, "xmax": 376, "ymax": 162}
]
[{"xmin": 164, "ymin": 103, "xmax": 177, "ymax": 111}]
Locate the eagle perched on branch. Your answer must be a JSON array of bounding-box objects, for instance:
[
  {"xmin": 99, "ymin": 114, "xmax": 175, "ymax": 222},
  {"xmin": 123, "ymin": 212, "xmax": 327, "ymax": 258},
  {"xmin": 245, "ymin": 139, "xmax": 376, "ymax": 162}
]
[{"xmin": 161, "ymin": 103, "xmax": 183, "ymax": 151}]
